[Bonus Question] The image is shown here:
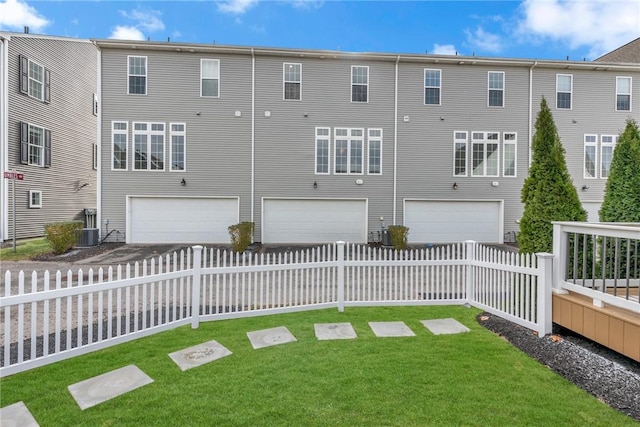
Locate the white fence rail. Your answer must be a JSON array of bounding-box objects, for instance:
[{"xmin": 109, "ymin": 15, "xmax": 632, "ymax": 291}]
[{"xmin": 1, "ymin": 241, "xmax": 552, "ymax": 377}]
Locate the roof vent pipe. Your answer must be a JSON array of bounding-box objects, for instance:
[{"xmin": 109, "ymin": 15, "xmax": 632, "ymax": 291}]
[{"xmin": 24, "ymin": 26, "xmax": 29, "ymax": 34}]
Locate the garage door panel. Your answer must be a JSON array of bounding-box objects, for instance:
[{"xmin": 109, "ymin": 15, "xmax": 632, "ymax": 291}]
[
  {"xmin": 129, "ymin": 197, "xmax": 238, "ymax": 244},
  {"xmin": 263, "ymin": 199, "xmax": 367, "ymax": 244},
  {"xmin": 405, "ymin": 200, "xmax": 502, "ymax": 243}
]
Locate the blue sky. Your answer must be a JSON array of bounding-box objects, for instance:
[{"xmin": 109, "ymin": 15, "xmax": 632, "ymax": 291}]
[{"xmin": 1, "ymin": 0, "xmax": 639, "ymax": 60}]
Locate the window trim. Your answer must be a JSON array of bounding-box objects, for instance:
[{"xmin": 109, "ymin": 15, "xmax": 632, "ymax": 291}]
[
  {"xmin": 351, "ymin": 66, "xmax": 369, "ymax": 103},
  {"xmin": 111, "ymin": 121, "xmax": 128, "ymax": 171},
  {"xmin": 503, "ymin": 132, "xmax": 517, "ymax": 177},
  {"xmin": 471, "ymin": 131, "xmax": 500, "ymax": 177},
  {"xmin": 367, "ymin": 128, "xmax": 383, "ymax": 175},
  {"xmin": 583, "ymin": 134, "xmax": 597, "ymax": 179},
  {"xmin": 487, "ymin": 71, "xmax": 505, "ymax": 108},
  {"xmin": 29, "ymin": 190, "xmax": 42, "ymax": 209},
  {"xmin": 20, "ymin": 122, "xmax": 50, "ymax": 168},
  {"xmin": 615, "ymin": 76, "xmax": 632, "ymax": 112},
  {"xmin": 283, "ymin": 62, "xmax": 302, "ymax": 101},
  {"xmin": 424, "ymin": 68, "xmax": 441, "ymax": 106},
  {"xmin": 600, "ymin": 134, "xmax": 617, "ymax": 179},
  {"xmin": 453, "ymin": 130, "xmax": 468, "ymax": 177},
  {"xmin": 200, "ymin": 58, "xmax": 220, "ymax": 98},
  {"xmin": 20, "ymin": 55, "xmax": 50, "ymax": 103},
  {"xmin": 133, "ymin": 122, "xmax": 165, "ymax": 171},
  {"xmin": 127, "ymin": 55, "xmax": 147, "ymax": 95},
  {"xmin": 169, "ymin": 122, "xmax": 187, "ymax": 172},
  {"xmin": 334, "ymin": 127, "xmax": 364, "ymax": 174},
  {"xmin": 556, "ymin": 74, "xmax": 573, "ymax": 110}
]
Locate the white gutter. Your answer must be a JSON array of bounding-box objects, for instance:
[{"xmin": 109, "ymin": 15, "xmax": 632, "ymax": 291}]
[
  {"xmin": 528, "ymin": 61, "xmax": 537, "ymax": 168},
  {"xmin": 0, "ymin": 36, "xmax": 9, "ymax": 241},
  {"xmin": 96, "ymin": 46, "xmax": 102, "ymax": 238},
  {"xmin": 393, "ymin": 55, "xmax": 399, "ymax": 225},
  {"xmin": 251, "ymin": 48, "xmax": 255, "ymax": 225}
]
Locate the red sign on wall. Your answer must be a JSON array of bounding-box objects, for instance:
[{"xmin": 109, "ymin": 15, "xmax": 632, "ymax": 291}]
[{"xmin": 3, "ymin": 172, "xmax": 24, "ymax": 180}]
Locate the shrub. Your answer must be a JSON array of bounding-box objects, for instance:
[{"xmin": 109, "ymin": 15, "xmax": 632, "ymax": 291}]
[
  {"xmin": 228, "ymin": 221, "xmax": 254, "ymax": 253},
  {"xmin": 44, "ymin": 221, "xmax": 83, "ymax": 254},
  {"xmin": 388, "ymin": 225, "xmax": 409, "ymax": 250}
]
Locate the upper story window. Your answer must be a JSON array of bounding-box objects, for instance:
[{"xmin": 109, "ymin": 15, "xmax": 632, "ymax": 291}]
[
  {"xmin": 351, "ymin": 66, "xmax": 368, "ymax": 103},
  {"xmin": 453, "ymin": 131, "xmax": 468, "ymax": 177},
  {"xmin": 503, "ymin": 132, "xmax": 517, "ymax": 177},
  {"xmin": 471, "ymin": 131, "xmax": 499, "ymax": 177},
  {"xmin": 315, "ymin": 127, "xmax": 330, "ymax": 174},
  {"xmin": 128, "ymin": 56, "xmax": 147, "ymax": 95},
  {"xmin": 335, "ymin": 128, "xmax": 364, "ymax": 174},
  {"xmin": 600, "ymin": 135, "xmax": 618, "ymax": 178},
  {"xmin": 170, "ymin": 123, "xmax": 186, "ymax": 171},
  {"xmin": 201, "ymin": 59, "xmax": 220, "ymax": 97},
  {"xmin": 583, "ymin": 134, "xmax": 597, "ymax": 178},
  {"xmin": 556, "ymin": 74, "xmax": 572, "ymax": 109},
  {"xmin": 368, "ymin": 129, "xmax": 382, "ymax": 174},
  {"xmin": 488, "ymin": 71, "xmax": 504, "ymax": 107},
  {"xmin": 424, "ymin": 69, "xmax": 441, "ymax": 105},
  {"xmin": 20, "ymin": 122, "xmax": 51, "ymax": 168},
  {"xmin": 284, "ymin": 63, "xmax": 301, "ymax": 101},
  {"xmin": 133, "ymin": 122, "xmax": 164, "ymax": 171},
  {"xmin": 19, "ymin": 55, "xmax": 50, "ymax": 103},
  {"xmin": 616, "ymin": 77, "xmax": 632, "ymax": 111},
  {"xmin": 112, "ymin": 121, "xmax": 128, "ymax": 170}
]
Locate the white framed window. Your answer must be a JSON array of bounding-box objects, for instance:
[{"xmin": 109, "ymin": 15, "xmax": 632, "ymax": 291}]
[
  {"xmin": 503, "ymin": 132, "xmax": 517, "ymax": 177},
  {"xmin": 424, "ymin": 69, "xmax": 441, "ymax": 105},
  {"xmin": 93, "ymin": 93, "xmax": 99, "ymax": 116},
  {"xmin": 170, "ymin": 123, "xmax": 186, "ymax": 171},
  {"xmin": 29, "ymin": 190, "xmax": 42, "ymax": 208},
  {"xmin": 315, "ymin": 127, "xmax": 330, "ymax": 174},
  {"xmin": 133, "ymin": 122, "xmax": 165, "ymax": 171},
  {"xmin": 556, "ymin": 74, "xmax": 572, "ymax": 110},
  {"xmin": 616, "ymin": 77, "xmax": 632, "ymax": 112},
  {"xmin": 471, "ymin": 132, "xmax": 499, "ymax": 177},
  {"xmin": 201, "ymin": 59, "xmax": 220, "ymax": 97},
  {"xmin": 600, "ymin": 135, "xmax": 618, "ymax": 179},
  {"xmin": 93, "ymin": 142, "xmax": 98, "ymax": 170},
  {"xmin": 19, "ymin": 122, "xmax": 50, "ymax": 168},
  {"xmin": 112, "ymin": 121, "xmax": 128, "ymax": 170},
  {"xmin": 351, "ymin": 66, "xmax": 368, "ymax": 103},
  {"xmin": 284, "ymin": 63, "xmax": 301, "ymax": 101},
  {"xmin": 334, "ymin": 128, "xmax": 364, "ymax": 174},
  {"xmin": 453, "ymin": 131, "xmax": 468, "ymax": 177},
  {"xmin": 488, "ymin": 71, "xmax": 504, "ymax": 107},
  {"xmin": 583, "ymin": 134, "xmax": 597, "ymax": 179},
  {"xmin": 368, "ymin": 128, "xmax": 382, "ymax": 174},
  {"xmin": 128, "ymin": 56, "xmax": 147, "ymax": 95},
  {"xmin": 19, "ymin": 55, "xmax": 50, "ymax": 103}
]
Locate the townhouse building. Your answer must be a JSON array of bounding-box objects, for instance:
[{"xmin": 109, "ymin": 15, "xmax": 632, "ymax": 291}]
[{"xmin": 0, "ymin": 32, "xmax": 99, "ymax": 241}]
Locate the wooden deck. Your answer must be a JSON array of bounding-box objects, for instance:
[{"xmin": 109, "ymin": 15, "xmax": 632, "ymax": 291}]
[{"xmin": 552, "ymin": 291, "xmax": 640, "ymax": 362}]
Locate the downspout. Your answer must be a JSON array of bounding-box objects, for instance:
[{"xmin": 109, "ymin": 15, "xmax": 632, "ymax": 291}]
[
  {"xmin": 393, "ymin": 55, "xmax": 399, "ymax": 225},
  {"xmin": 251, "ymin": 48, "xmax": 255, "ymax": 227},
  {"xmin": 95, "ymin": 45, "xmax": 103, "ymax": 239},
  {"xmin": 528, "ymin": 61, "xmax": 537, "ymax": 168},
  {"xmin": 0, "ymin": 36, "xmax": 9, "ymax": 241}
]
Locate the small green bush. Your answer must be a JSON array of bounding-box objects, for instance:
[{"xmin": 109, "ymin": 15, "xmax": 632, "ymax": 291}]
[
  {"xmin": 44, "ymin": 221, "xmax": 83, "ymax": 254},
  {"xmin": 388, "ymin": 225, "xmax": 409, "ymax": 250},
  {"xmin": 228, "ymin": 221, "xmax": 254, "ymax": 253}
]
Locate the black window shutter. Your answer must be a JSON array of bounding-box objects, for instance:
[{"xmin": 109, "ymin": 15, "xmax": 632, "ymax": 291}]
[
  {"xmin": 44, "ymin": 68, "xmax": 51, "ymax": 103},
  {"xmin": 20, "ymin": 122, "xmax": 29, "ymax": 164},
  {"xmin": 44, "ymin": 129, "xmax": 51, "ymax": 167},
  {"xmin": 19, "ymin": 55, "xmax": 28, "ymax": 94}
]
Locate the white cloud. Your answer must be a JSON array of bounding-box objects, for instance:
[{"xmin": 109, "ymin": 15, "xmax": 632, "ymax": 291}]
[
  {"xmin": 465, "ymin": 26, "xmax": 504, "ymax": 54},
  {"xmin": 287, "ymin": 0, "xmax": 324, "ymax": 10},
  {"xmin": 217, "ymin": 0, "xmax": 259, "ymax": 14},
  {"xmin": 518, "ymin": 0, "xmax": 640, "ymax": 59},
  {"xmin": 109, "ymin": 25, "xmax": 145, "ymax": 41},
  {"xmin": 120, "ymin": 8, "xmax": 165, "ymax": 33},
  {"xmin": 432, "ymin": 44, "xmax": 458, "ymax": 55},
  {"xmin": 0, "ymin": 0, "xmax": 49, "ymax": 32}
]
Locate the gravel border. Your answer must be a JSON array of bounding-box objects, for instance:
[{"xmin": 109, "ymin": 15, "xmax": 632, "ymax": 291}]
[{"xmin": 478, "ymin": 312, "xmax": 640, "ymax": 421}]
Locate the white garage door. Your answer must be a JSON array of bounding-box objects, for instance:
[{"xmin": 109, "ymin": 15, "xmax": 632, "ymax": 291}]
[
  {"xmin": 582, "ymin": 201, "xmax": 602, "ymax": 222},
  {"xmin": 404, "ymin": 200, "xmax": 503, "ymax": 243},
  {"xmin": 128, "ymin": 197, "xmax": 238, "ymax": 244},
  {"xmin": 263, "ymin": 199, "xmax": 367, "ymax": 244}
]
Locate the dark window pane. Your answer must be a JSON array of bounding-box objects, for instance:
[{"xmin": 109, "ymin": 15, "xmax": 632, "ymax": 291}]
[
  {"xmin": 202, "ymin": 79, "xmax": 219, "ymax": 97},
  {"xmin": 129, "ymin": 76, "xmax": 146, "ymax": 94},
  {"xmin": 617, "ymin": 94, "xmax": 630, "ymax": 111},
  {"xmin": 557, "ymin": 92, "xmax": 571, "ymax": 109},
  {"xmin": 285, "ymin": 82, "xmax": 300, "ymax": 100},
  {"xmin": 352, "ymin": 85, "xmax": 367, "ymax": 102},
  {"xmin": 489, "ymin": 90, "xmax": 503, "ymax": 107},
  {"xmin": 425, "ymin": 87, "xmax": 440, "ymax": 105}
]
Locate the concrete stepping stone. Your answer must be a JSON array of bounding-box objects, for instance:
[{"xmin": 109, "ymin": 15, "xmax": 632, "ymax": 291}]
[
  {"xmin": 247, "ymin": 326, "xmax": 297, "ymax": 349},
  {"xmin": 68, "ymin": 364, "xmax": 154, "ymax": 410},
  {"xmin": 368, "ymin": 321, "xmax": 416, "ymax": 337},
  {"xmin": 0, "ymin": 401, "xmax": 39, "ymax": 427},
  {"xmin": 421, "ymin": 318, "xmax": 470, "ymax": 335},
  {"xmin": 315, "ymin": 323, "xmax": 358, "ymax": 340},
  {"xmin": 169, "ymin": 339, "xmax": 232, "ymax": 371}
]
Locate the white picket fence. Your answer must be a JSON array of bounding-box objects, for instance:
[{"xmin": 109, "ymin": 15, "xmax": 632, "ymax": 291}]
[{"xmin": 1, "ymin": 241, "xmax": 552, "ymax": 377}]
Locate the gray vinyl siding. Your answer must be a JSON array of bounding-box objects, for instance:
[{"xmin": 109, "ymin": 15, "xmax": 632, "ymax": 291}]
[
  {"xmin": 3, "ymin": 35, "xmax": 98, "ymax": 240},
  {"xmin": 100, "ymin": 49, "xmax": 253, "ymax": 241}
]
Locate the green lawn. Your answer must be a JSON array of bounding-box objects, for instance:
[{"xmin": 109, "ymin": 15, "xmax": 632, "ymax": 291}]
[
  {"xmin": 0, "ymin": 238, "xmax": 51, "ymax": 261},
  {"xmin": 1, "ymin": 306, "xmax": 635, "ymax": 426}
]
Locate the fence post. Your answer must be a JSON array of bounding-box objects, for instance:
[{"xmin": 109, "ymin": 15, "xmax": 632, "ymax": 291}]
[
  {"xmin": 191, "ymin": 245, "xmax": 203, "ymax": 329},
  {"xmin": 465, "ymin": 240, "xmax": 476, "ymax": 304},
  {"xmin": 536, "ymin": 252, "xmax": 554, "ymax": 337},
  {"xmin": 337, "ymin": 241, "xmax": 345, "ymax": 312},
  {"xmin": 552, "ymin": 223, "xmax": 568, "ymax": 293}
]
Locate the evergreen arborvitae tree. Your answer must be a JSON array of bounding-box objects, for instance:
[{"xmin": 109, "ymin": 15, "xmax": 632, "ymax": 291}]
[
  {"xmin": 518, "ymin": 97, "xmax": 586, "ymax": 253},
  {"xmin": 599, "ymin": 118, "xmax": 640, "ymax": 222}
]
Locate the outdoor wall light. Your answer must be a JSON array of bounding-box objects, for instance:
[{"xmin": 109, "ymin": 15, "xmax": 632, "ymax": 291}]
[
  {"xmin": 181, "ymin": 178, "xmax": 186, "ymax": 186},
  {"xmin": 440, "ymin": 116, "xmax": 445, "ymax": 121},
  {"xmin": 572, "ymin": 119, "xmax": 578, "ymax": 124},
  {"xmin": 582, "ymin": 185, "xmax": 589, "ymax": 191},
  {"xmin": 313, "ymin": 181, "xmax": 318, "ymax": 189},
  {"xmin": 452, "ymin": 182, "xmax": 458, "ymax": 190}
]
